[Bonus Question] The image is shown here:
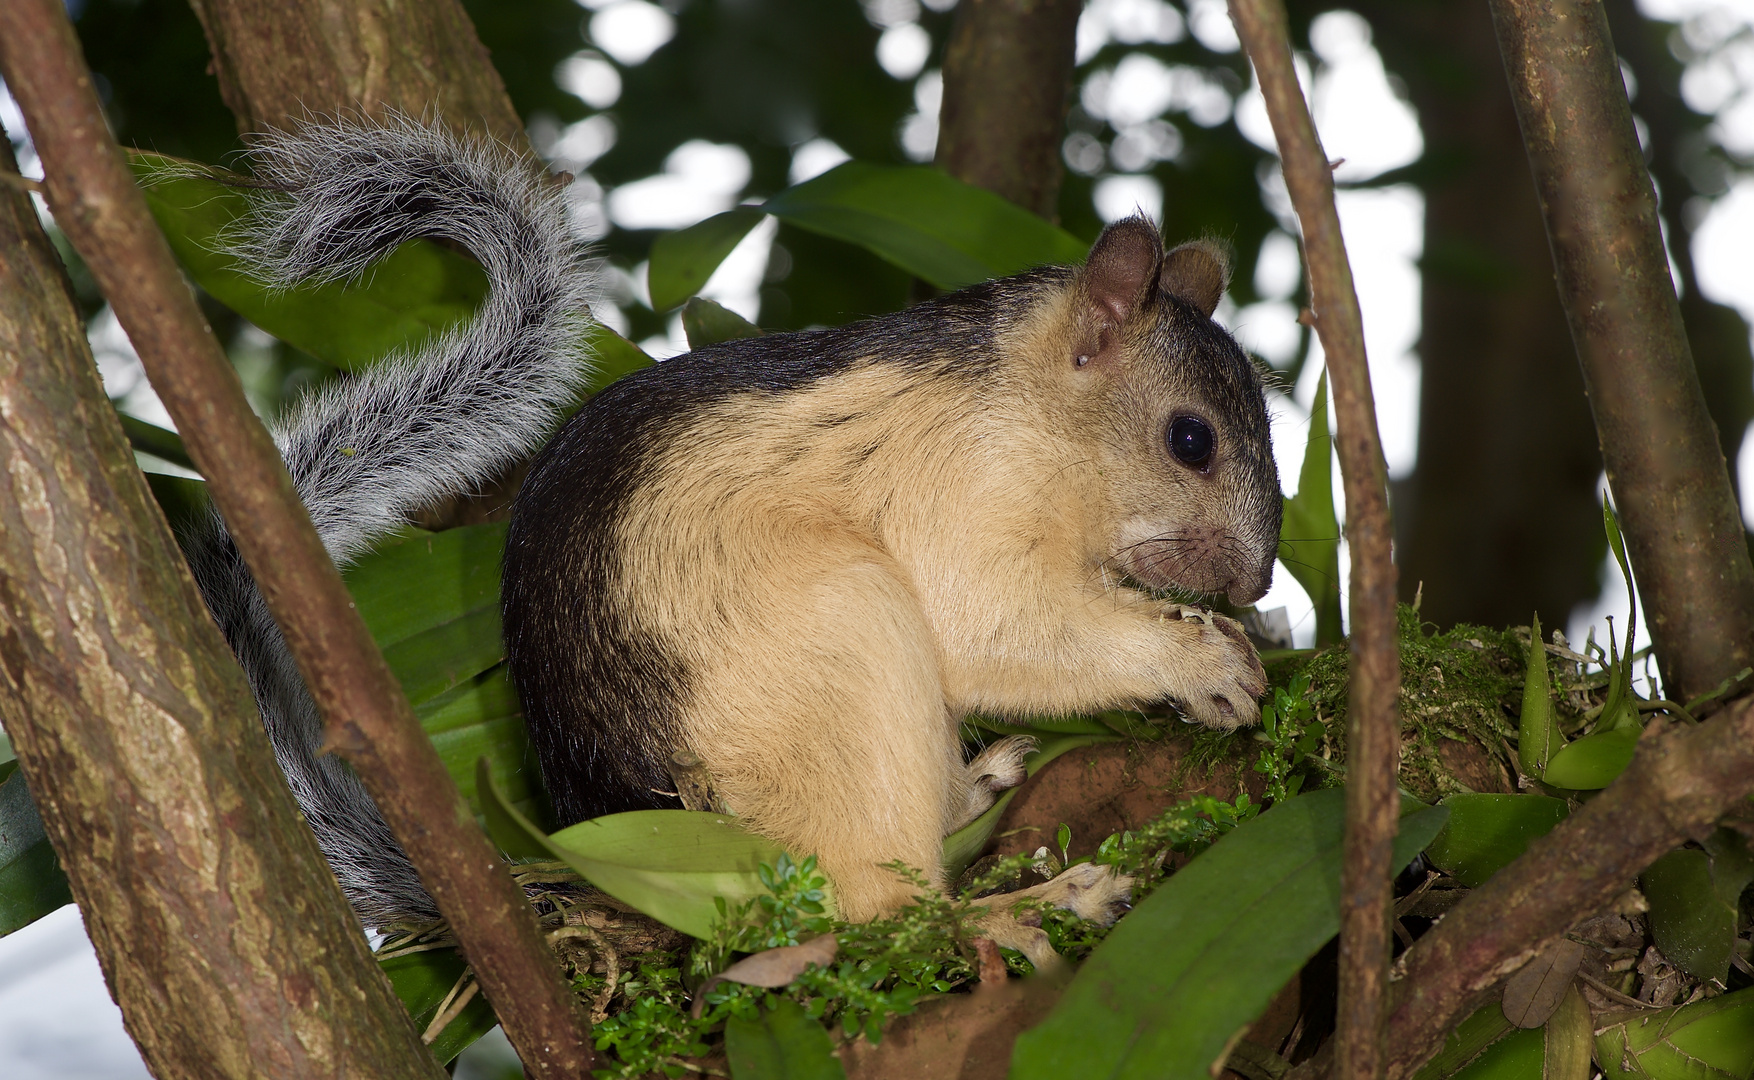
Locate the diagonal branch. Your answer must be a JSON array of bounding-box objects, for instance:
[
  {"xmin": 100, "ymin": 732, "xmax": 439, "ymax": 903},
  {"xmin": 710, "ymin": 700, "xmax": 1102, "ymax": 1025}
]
[
  {"xmin": 0, "ymin": 2, "xmax": 593, "ymax": 1074},
  {"xmin": 1227, "ymin": 3, "xmax": 1401, "ymax": 1079},
  {"xmin": 1383, "ymin": 696, "xmax": 1754, "ymax": 1078}
]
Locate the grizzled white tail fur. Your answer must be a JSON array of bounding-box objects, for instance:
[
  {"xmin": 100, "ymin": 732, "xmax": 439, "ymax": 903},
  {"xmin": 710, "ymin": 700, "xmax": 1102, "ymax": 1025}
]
[{"xmin": 183, "ymin": 117, "xmax": 598, "ymax": 926}]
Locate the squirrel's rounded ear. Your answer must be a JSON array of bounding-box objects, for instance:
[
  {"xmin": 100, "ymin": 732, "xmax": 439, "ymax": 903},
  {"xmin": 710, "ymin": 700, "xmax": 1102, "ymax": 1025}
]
[
  {"xmin": 1082, "ymin": 217, "xmax": 1164, "ymax": 326},
  {"xmin": 1159, "ymin": 240, "xmax": 1232, "ymax": 318}
]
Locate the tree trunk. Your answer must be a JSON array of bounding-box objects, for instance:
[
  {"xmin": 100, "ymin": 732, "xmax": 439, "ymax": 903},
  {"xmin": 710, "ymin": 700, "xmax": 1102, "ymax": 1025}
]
[
  {"xmin": 184, "ymin": 0, "xmax": 525, "ymax": 146},
  {"xmin": 0, "ymin": 130, "xmax": 444, "ymax": 1079},
  {"xmin": 1490, "ymin": 0, "xmax": 1754, "ymax": 702},
  {"xmin": 1341, "ymin": 0, "xmax": 1607, "ymax": 635},
  {"xmin": 935, "ymin": 0, "xmax": 1082, "ymax": 220}
]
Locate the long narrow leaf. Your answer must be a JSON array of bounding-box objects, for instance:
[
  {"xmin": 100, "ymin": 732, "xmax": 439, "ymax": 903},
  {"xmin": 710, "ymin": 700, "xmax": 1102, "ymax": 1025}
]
[
  {"xmin": 649, "ymin": 209, "xmax": 765, "ymax": 312},
  {"xmin": 726, "ymin": 997, "xmax": 847, "ymax": 1080},
  {"xmin": 1279, "ymin": 371, "xmax": 1342, "ymax": 647},
  {"xmin": 1010, "ymin": 789, "xmax": 1447, "ymax": 1080},
  {"xmin": 762, "ymin": 162, "xmax": 1088, "ymax": 291}
]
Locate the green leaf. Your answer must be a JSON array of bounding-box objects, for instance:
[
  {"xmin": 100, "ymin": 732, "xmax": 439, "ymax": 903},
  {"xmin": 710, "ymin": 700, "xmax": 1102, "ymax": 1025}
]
[
  {"xmin": 118, "ymin": 413, "xmax": 195, "ymax": 472},
  {"xmin": 428, "ymin": 669, "xmax": 537, "ymax": 821},
  {"xmin": 1541, "ymin": 727, "xmax": 1639, "ymax": 791},
  {"xmin": 1411, "ymin": 1003, "xmax": 1516, "ymax": 1080},
  {"xmin": 378, "ymin": 947, "xmax": 498, "ymax": 1065},
  {"xmin": 1518, "ymin": 615, "xmax": 1565, "ymax": 778},
  {"xmin": 683, "ymin": 296, "xmax": 765, "ymax": 349},
  {"xmin": 1641, "ymin": 848, "xmax": 1737, "ymax": 983},
  {"xmin": 761, "ymin": 162, "xmax": 1088, "ymax": 292},
  {"xmin": 726, "ymin": 996, "xmax": 848, "ymax": 1080},
  {"xmin": 941, "ymin": 732, "xmax": 1119, "ymax": 879},
  {"xmin": 477, "ymin": 766, "xmax": 797, "ymax": 939},
  {"xmin": 1448, "ymin": 1027, "xmax": 1544, "ymax": 1080},
  {"xmin": 1704, "ymin": 827, "xmax": 1754, "ymax": 911},
  {"xmin": 1596, "ymin": 986, "xmax": 1754, "ymax": 1080},
  {"xmin": 0, "ymin": 767, "xmax": 73, "ymax": 938},
  {"xmin": 1279, "ymin": 370, "xmax": 1342, "ymax": 647},
  {"xmin": 343, "ymin": 523, "xmax": 508, "ymax": 708},
  {"xmin": 131, "ymin": 152, "xmax": 491, "ymax": 371},
  {"xmin": 1424, "ymin": 794, "xmax": 1570, "ymax": 889},
  {"xmin": 1010, "ymin": 789, "xmax": 1448, "ymax": 1080},
  {"xmin": 582, "ymin": 323, "xmax": 655, "ymax": 395},
  {"xmin": 649, "ymin": 209, "xmax": 765, "ymax": 312}
]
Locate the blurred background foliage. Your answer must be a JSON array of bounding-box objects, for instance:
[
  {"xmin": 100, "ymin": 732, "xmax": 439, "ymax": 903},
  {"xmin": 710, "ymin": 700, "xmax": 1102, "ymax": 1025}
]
[{"xmin": 14, "ymin": 0, "xmax": 1754, "ymax": 656}]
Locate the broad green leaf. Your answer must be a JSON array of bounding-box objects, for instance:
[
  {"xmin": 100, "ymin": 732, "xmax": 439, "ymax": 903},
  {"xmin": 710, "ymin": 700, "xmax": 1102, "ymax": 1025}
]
[
  {"xmin": 1518, "ymin": 615, "xmax": 1565, "ymax": 778},
  {"xmin": 1449, "ymin": 1027, "xmax": 1544, "ymax": 1080},
  {"xmin": 1279, "ymin": 370, "xmax": 1342, "ymax": 647},
  {"xmin": 941, "ymin": 732, "xmax": 1120, "ymax": 879},
  {"xmin": 0, "ymin": 767, "xmax": 72, "ymax": 937},
  {"xmin": 649, "ymin": 209, "xmax": 765, "ymax": 312},
  {"xmin": 478, "ymin": 767, "xmax": 798, "ymax": 939},
  {"xmin": 1424, "ymin": 794, "xmax": 1570, "ymax": 888},
  {"xmin": 1411, "ymin": 1003, "xmax": 1516, "ymax": 1080},
  {"xmin": 379, "ymin": 947, "xmax": 498, "ymax": 1065},
  {"xmin": 1596, "ymin": 987, "xmax": 1754, "ymax": 1080},
  {"xmin": 1010, "ymin": 789, "xmax": 1448, "ymax": 1080},
  {"xmin": 344, "ymin": 524, "xmax": 507, "ymax": 707},
  {"xmin": 1641, "ymin": 848, "xmax": 1736, "ymax": 982},
  {"xmin": 761, "ymin": 162, "xmax": 1088, "ymax": 291},
  {"xmin": 683, "ymin": 296, "xmax": 764, "ymax": 348},
  {"xmin": 131, "ymin": 153, "xmax": 490, "ymax": 371},
  {"xmin": 430, "ymin": 670, "xmax": 538, "ymax": 822},
  {"xmin": 583, "ymin": 323, "xmax": 656, "ymax": 395},
  {"xmin": 1704, "ymin": 828, "xmax": 1754, "ymax": 911},
  {"xmin": 726, "ymin": 996, "xmax": 848, "ymax": 1080},
  {"xmin": 1541, "ymin": 727, "xmax": 1638, "ymax": 791}
]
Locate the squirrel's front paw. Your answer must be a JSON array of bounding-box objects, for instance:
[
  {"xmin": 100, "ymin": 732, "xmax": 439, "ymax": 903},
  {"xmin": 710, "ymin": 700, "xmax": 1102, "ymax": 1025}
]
[{"xmin": 1160, "ymin": 605, "xmax": 1266, "ymax": 731}]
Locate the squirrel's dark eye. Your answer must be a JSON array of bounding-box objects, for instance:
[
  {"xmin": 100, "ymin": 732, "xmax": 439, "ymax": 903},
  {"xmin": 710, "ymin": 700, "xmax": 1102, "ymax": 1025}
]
[{"xmin": 1168, "ymin": 416, "xmax": 1214, "ymax": 468}]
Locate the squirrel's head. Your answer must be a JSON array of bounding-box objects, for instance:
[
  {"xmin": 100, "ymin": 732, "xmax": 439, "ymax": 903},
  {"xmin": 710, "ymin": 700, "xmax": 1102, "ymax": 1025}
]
[{"xmin": 1065, "ymin": 217, "xmax": 1282, "ymax": 606}]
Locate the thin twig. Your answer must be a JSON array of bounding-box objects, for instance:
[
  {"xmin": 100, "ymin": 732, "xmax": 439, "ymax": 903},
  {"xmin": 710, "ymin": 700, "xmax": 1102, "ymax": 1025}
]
[
  {"xmin": 1227, "ymin": 4, "xmax": 1401, "ymax": 1079},
  {"xmin": 1576, "ymin": 970, "xmax": 1659, "ymax": 1011},
  {"xmin": 0, "ymin": 1, "xmax": 593, "ymax": 1074},
  {"xmin": 422, "ymin": 972, "xmax": 481, "ymax": 1044},
  {"xmin": 0, "ymin": 169, "xmax": 43, "ymax": 194}
]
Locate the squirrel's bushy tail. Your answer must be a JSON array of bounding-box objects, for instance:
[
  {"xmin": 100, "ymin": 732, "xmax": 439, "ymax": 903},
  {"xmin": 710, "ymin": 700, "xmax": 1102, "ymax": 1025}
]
[{"xmin": 185, "ymin": 117, "xmax": 596, "ymax": 926}]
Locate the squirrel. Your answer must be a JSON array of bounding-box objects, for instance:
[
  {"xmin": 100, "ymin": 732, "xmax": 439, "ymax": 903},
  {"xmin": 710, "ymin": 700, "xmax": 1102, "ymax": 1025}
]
[{"xmin": 191, "ymin": 118, "xmax": 1280, "ymax": 931}]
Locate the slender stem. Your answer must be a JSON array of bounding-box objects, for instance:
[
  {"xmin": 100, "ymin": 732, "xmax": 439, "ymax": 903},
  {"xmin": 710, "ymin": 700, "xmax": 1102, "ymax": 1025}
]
[
  {"xmin": 0, "ymin": 2, "xmax": 594, "ymax": 1074},
  {"xmin": 1384, "ymin": 695, "xmax": 1754, "ymax": 1077},
  {"xmin": 1227, "ymin": 4, "xmax": 1401, "ymax": 1079},
  {"xmin": 1489, "ymin": 0, "xmax": 1754, "ymax": 703}
]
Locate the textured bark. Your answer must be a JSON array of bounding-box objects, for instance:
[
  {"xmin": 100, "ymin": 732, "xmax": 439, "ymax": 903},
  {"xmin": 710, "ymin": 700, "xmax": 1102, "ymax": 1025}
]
[
  {"xmin": 935, "ymin": 0, "xmax": 1082, "ymax": 219},
  {"xmin": 1228, "ymin": 4, "xmax": 1401, "ymax": 1078},
  {"xmin": 183, "ymin": 0, "xmax": 525, "ymax": 146},
  {"xmin": 1603, "ymin": 0, "xmax": 1754, "ymax": 518},
  {"xmin": 0, "ymin": 127, "xmax": 443, "ymax": 1078},
  {"xmin": 1383, "ymin": 696, "xmax": 1754, "ymax": 1079},
  {"xmin": 1340, "ymin": 0, "xmax": 1606, "ymax": 634},
  {"xmin": 0, "ymin": 1, "xmax": 594, "ymax": 1074},
  {"xmin": 1490, "ymin": 0, "xmax": 1754, "ymax": 702}
]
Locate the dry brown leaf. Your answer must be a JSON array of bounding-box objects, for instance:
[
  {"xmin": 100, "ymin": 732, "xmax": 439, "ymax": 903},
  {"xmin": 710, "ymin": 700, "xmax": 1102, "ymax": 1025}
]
[
  {"xmin": 691, "ymin": 934, "xmax": 838, "ymax": 1017},
  {"xmin": 1503, "ymin": 937, "xmax": 1587, "ymax": 1028}
]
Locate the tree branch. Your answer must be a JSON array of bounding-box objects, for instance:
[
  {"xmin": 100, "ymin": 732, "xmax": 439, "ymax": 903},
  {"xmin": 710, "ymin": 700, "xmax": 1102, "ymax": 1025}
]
[
  {"xmin": 184, "ymin": 0, "xmax": 526, "ymax": 147},
  {"xmin": 0, "ymin": 119, "xmax": 445, "ymax": 1078},
  {"xmin": 1384, "ymin": 695, "xmax": 1754, "ymax": 1077},
  {"xmin": 1489, "ymin": 0, "xmax": 1754, "ymax": 703},
  {"xmin": 935, "ymin": 0, "xmax": 1083, "ymax": 219},
  {"xmin": 1227, "ymin": 4, "xmax": 1401, "ymax": 1079},
  {"xmin": 0, "ymin": 2, "xmax": 592, "ymax": 1075}
]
